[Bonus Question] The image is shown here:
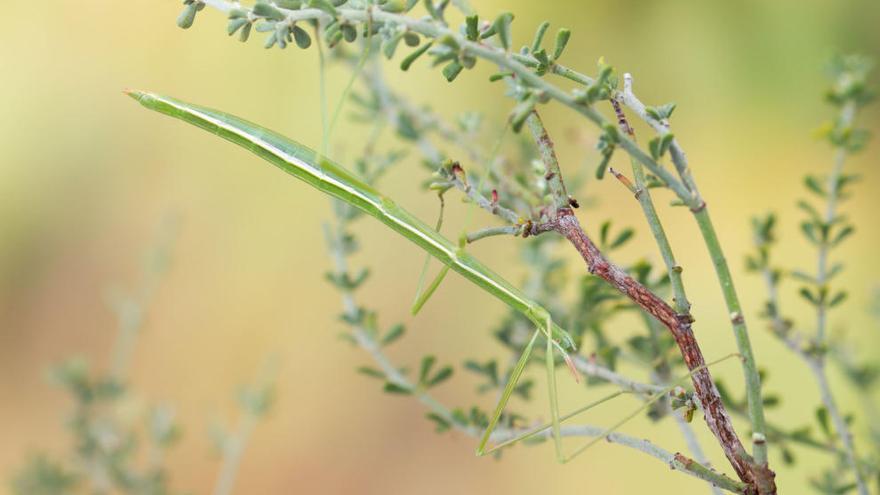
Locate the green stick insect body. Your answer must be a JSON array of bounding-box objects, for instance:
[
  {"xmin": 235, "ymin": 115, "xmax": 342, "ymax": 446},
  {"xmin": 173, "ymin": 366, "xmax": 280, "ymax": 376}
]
[{"xmin": 126, "ymin": 90, "xmax": 575, "ymax": 454}]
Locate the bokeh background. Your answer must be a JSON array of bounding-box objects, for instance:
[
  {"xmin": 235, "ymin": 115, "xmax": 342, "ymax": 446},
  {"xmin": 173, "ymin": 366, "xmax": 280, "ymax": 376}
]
[{"xmin": 2, "ymin": 0, "xmax": 879, "ymax": 493}]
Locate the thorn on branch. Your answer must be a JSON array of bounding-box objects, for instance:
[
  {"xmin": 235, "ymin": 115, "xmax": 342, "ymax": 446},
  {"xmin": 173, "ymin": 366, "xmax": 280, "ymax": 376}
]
[{"xmin": 609, "ymin": 167, "xmax": 639, "ymax": 196}]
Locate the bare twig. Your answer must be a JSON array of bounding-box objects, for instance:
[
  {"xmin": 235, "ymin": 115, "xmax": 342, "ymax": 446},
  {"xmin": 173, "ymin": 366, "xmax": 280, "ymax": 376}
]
[{"xmin": 522, "ymin": 112, "xmax": 768, "ymax": 491}]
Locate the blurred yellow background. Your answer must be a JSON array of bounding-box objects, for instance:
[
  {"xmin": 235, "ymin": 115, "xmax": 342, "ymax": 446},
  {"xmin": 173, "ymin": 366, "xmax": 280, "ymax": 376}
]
[{"xmin": 1, "ymin": 0, "xmax": 879, "ymax": 493}]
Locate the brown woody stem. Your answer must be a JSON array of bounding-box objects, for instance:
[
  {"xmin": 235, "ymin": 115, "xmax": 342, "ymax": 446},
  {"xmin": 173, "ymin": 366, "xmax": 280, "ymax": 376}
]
[{"xmin": 546, "ymin": 209, "xmax": 758, "ymax": 486}]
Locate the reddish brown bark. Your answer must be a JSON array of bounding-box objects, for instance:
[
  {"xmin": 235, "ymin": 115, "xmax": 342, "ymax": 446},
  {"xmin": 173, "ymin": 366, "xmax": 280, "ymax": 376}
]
[{"xmin": 535, "ymin": 208, "xmax": 775, "ymax": 494}]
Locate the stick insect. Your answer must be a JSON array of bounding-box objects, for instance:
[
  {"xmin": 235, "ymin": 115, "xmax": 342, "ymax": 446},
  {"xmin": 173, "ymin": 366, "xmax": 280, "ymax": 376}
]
[{"xmin": 126, "ymin": 91, "xmax": 733, "ymax": 464}]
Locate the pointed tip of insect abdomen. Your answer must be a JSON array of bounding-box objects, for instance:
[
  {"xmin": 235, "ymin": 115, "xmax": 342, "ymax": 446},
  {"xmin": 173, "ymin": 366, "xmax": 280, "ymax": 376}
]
[{"xmin": 122, "ymin": 88, "xmax": 149, "ymax": 103}]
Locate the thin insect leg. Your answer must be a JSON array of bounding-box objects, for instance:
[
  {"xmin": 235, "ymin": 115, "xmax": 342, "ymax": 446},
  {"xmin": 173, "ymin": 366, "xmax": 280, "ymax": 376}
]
[
  {"xmin": 560, "ymin": 353, "xmax": 740, "ymax": 463},
  {"xmin": 545, "ymin": 315, "xmax": 564, "ymax": 462},
  {"xmin": 410, "ymin": 194, "xmax": 447, "ymax": 315},
  {"xmin": 477, "ymin": 328, "xmax": 540, "ymax": 455},
  {"xmin": 481, "ymin": 390, "xmax": 628, "ymax": 454}
]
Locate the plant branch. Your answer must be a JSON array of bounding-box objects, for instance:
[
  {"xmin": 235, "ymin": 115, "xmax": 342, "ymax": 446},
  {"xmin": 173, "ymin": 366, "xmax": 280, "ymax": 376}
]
[
  {"xmin": 466, "ymin": 225, "xmax": 522, "ymax": 243},
  {"xmin": 571, "ymin": 355, "xmax": 665, "ymax": 396},
  {"xmin": 752, "ymin": 96, "xmax": 868, "ymax": 494},
  {"xmin": 323, "ymin": 165, "xmax": 745, "ymax": 495},
  {"xmin": 815, "ymin": 101, "xmax": 857, "ymax": 343},
  {"xmin": 675, "ymin": 415, "xmax": 725, "ymax": 495},
  {"xmin": 519, "ymin": 111, "xmax": 763, "ymax": 490},
  {"xmin": 174, "ymin": 4, "xmax": 773, "ymax": 490},
  {"xmin": 524, "ymin": 111, "xmax": 571, "ymax": 212},
  {"xmin": 547, "ymin": 208, "xmax": 762, "ymax": 488},
  {"xmin": 610, "ymin": 96, "xmax": 690, "ymax": 314},
  {"xmin": 200, "ymin": 1, "xmax": 693, "ymax": 204},
  {"xmin": 619, "ymin": 73, "xmax": 770, "ymax": 471}
]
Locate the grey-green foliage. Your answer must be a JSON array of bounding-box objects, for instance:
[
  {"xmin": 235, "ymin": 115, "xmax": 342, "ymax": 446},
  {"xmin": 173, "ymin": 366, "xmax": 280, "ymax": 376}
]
[
  {"xmin": 11, "ymin": 224, "xmax": 276, "ymax": 495},
  {"xmin": 153, "ymin": 0, "xmax": 877, "ymax": 492},
  {"xmin": 11, "ymin": 233, "xmax": 181, "ymax": 495},
  {"xmin": 745, "ymin": 55, "xmax": 877, "ymax": 492},
  {"xmin": 164, "ymin": 0, "xmax": 714, "ymax": 472}
]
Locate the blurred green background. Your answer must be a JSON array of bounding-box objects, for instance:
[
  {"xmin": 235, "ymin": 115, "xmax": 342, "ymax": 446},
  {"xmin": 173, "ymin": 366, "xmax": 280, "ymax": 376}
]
[{"xmin": 1, "ymin": 0, "xmax": 879, "ymax": 493}]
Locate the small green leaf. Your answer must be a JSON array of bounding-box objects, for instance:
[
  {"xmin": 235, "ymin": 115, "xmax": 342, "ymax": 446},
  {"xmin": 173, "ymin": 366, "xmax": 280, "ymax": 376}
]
[
  {"xmin": 648, "ymin": 136, "xmax": 661, "ymax": 160},
  {"xmin": 228, "ymin": 18, "xmax": 248, "ymax": 36},
  {"xmin": 645, "ymin": 103, "xmax": 676, "ymax": 121},
  {"xmin": 177, "ymin": 3, "xmax": 199, "ymax": 29},
  {"xmin": 831, "ymin": 225, "xmax": 854, "ymax": 246},
  {"xmin": 828, "ymin": 291, "xmax": 848, "ymax": 308},
  {"xmin": 229, "ymin": 8, "xmax": 249, "ymax": 19},
  {"xmin": 489, "ymin": 71, "xmax": 513, "ymax": 82},
  {"xmin": 595, "ymin": 151, "xmax": 612, "ymax": 179},
  {"xmin": 380, "ymin": 0, "xmax": 407, "ymax": 12},
  {"xmin": 384, "ymin": 382, "xmax": 413, "ymax": 395},
  {"xmin": 509, "ymin": 96, "xmax": 536, "ymax": 133},
  {"xmin": 292, "ymin": 25, "xmax": 311, "ymax": 48},
  {"xmin": 253, "ymin": 2, "xmax": 286, "ymax": 21},
  {"xmin": 381, "ymin": 324, "xmax": 406, "ymax": 346},
  {"xmin": 599, "ymin": 220, "xmax": 612, "ymax": 246},
  {"xmin": 403, "ymin": 32, "xmax": 420, "ymax": 47},
  {"xmin": 492, "ymin": 12, "xmax": 514, "ymax": 50},
  {"xmin": 357, "ymin": 366, "xmax": 385, "ymax": 379},
  {"xmin": 762, "ymin": 394, "xmax": 780, "ymax": 408},
  {"xmin": 465, "ymin": 15, "xmax": 479, "ymax": 41},
  {"xmin": 659, "ymin": 133, "xmax": 675, "ymax": 155},
  {"xmin": 426, "ymin": 412, "xmax": 452, "ymax": 432},
  {"xmin": 796, "ymin": 200, "xmax": 821, "ymax": 221},
  {"xmin": 383, "ymin": 31, "xmax": 404, "ymax": 59},
  {"xmin": 609, "ymin": 228, "xmax": 634, "ymax": 249},
  {"xmin": 531, "ymin": 21, "xmax": 550, "ymax": 52},
  {"xmin": 799, "ymin": 287, "xmax": 819, "ymax": 306},
  {"xmin": 400, "ymin": 41, "xmax": 434, "ymax": 71},
  {"xmin": 307, "ymin": 0, "xmax": 338, "ymax": 16},
  {"xmin": 419, "ymin": 355, "xmax": 436, "ymax": 384},
  {"xmin": 532, "ymin": 48, "xmax": 550, "ymax": 67},
  {"xmin": 804, "ymin": 175, "xmax": 826, "ymax": 196},
  {"xmin": 815, "ymin": 406, "xmax": 832, "ymax": 437},
  {"xmin": 442, "ymin": 61, "xmax": 464, "ymax": 82},
  {"xmin": 426, "ymin": 366, "xmax": 453, "ymax": 387},
  {"xmin": 800, "ymin": 221, "xmax": 820, "ymax": 245},
  {"xmin": 238, "ymin": 22, "xmax": 253, "ymax": 42},
  {"xmin": 341, "ymin": 24, "xmax": 357, "ymax": 43},
  {"xmin": 552, "ymin": 28, "xmax": 570, "ymax": 60}
]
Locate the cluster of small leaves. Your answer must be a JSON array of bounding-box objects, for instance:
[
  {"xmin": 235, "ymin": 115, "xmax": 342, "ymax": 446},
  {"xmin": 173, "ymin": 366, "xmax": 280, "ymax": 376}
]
[
  {"xmin": 464, "ymin": 359, "xmax": 533, "ymax": 399},
  {"xmin": 11, "ymin": 228, "xmax": 187, "ymax": 495},
  {"xmin": 11, "ymin": 359, "xmax": 182, "ymax": 495},
  {"xmin": 572, "ymin": 59, "xmax": 618, "ymax": 107},
  {"xmin": 377, "ymin": 355, "xmax": 454, "ymax": 394},
  {"xmin": 11, "ymin": 455, "xmax": 78, "ymax": 495},
  {"xmin": 648, "ymin": 132, "xmax": 675, "ymax": 161},
  {"xmin": 809, "ymin": 468, "xmax": 860, "ymax": 495},
  {"xmin": 714, "ymin": 370, "xmax": 840, "ymax": 467},
  {"xmin": 426, "ymin": 406, "xmax": 526, "ymax": 442},
  {"xmin": 487, "ymin": 20, "xmax": 574, "ymax": 131},
  {"xmin": 181, "ymin": 0, "xmax": 516, "ymax": 85},
  {"xmin": 795, "ymin": 59, "xmax": 876, "ymax": 334},
  {"xmin": 816, "ymin": 55, "xmax": 874, "ymax": 152},
  {"xmin": 745, "ymin": 214, "xmax": 792, "ymax": 337},
  {"xmin": 743, "ymin": 57, "xmax": 878, "ymax": 488},
  {"xmin": 824, "ymin": 54, "xmax": 876, "ymax": 109},
  {"xmin": 180, "ymin": 0, "xmax": 625, "ymax": 149},
  {"xmin": 209, "ymin": 375, "xmax": 277, "ymax": 456}
]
